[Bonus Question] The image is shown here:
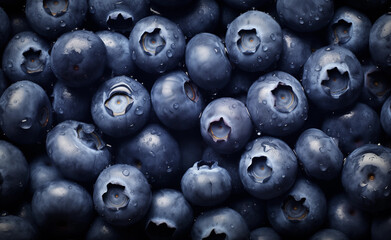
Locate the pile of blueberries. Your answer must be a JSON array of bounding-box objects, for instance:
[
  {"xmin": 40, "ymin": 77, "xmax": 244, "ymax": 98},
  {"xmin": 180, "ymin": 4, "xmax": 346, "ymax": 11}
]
[{"xmin": 0, "ymin": 0, "xmax": 391, "ymax": 239}]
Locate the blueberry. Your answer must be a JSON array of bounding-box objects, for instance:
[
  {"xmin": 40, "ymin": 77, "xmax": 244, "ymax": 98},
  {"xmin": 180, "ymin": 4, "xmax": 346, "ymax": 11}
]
[
  {"xmin": 31, "ymin": 180, "xmax": 93, "ymax": 238},
  {"xmin": 181, "ymin": 160, "xmax": 232, "ymax": 207},
  {"xmin": 295, "ymin": 128, "xmax": 343, "ymax": 181},
  {"xmin": 25, "ymin": 0, "xmax": 87, "ymax": 39},
  {"xmin": 302, "ymin": 45, "xmax": 364, "ymax": 111},
  {"xmin": 250, "ymin": 227, "xmax": 281, "ymax": 240},
  {"xmin": 144, "ymin": 188, "xmax": 193, "ymax": 240},
  {"xmin": 247, "ymin": 71, "xmax": 308, "ymax": 137},
  {"xmin": 309, "ymin": 228, "xmax": 349, "ymax": 240},
  {"xmin": 327, "ymin": 6, "xmax": 372, "ymax": 55},
  {"xmin": 0, "ymin": 215, "xmax": 37, "ymax": 240},
  {"xmin": 0, "ymin": 80, "xmax": 52, "ymax": 145},
  {"xmin": 225, "ymin": 10, "xmax": 282, "ymax": 72},
  {"xmin": 0, "ymin": 140, "xmax": 29, "ymax": 207},
  {"xmin": 191, "ymin": 207, "xmax": 249, "ymax": 240},
  {"xmin": 50, "ymin": 30, "xmax": 107, "ymax": 88},
  {"xmin": 96, "ymin": 30, "xmax": 137, "ymax": 76},
  {"xmin": 129, "ymin": 15, "xmax": 186, "ymax": 74},
  {"xmin": 91, "ymin": 75, "xmax": 151, "ymax": 137},
  {"xmin": 88, "ymin": 0, "xmax": 149, "ymax": 33},
  {"xmin": 93, "ymin": 164, "xmax": 152, "ymax": 226},
  {"xmin": 341, "ymin": 144, "xmax": 391, "ymax": 213},
  {"xmin": 381, "ymin": 96, "xmax": 391, "ymax": 136},
  {"xmin": 327, "ymin": 193, "xmax": 371, "ymax": 239},
  {"xmin": 369, "ymin": 13, "xmax": 391, "ymax": 73},
  {"xmin": 322, "ymin": 103, "xmax": 381, "ymax": 154},
  {"xmin": 266, "ymin": 177, "xmax": 327, "ymax": 237},
  {"xmin": 116, "ymin": 124, "xmax": 181, "ymax": 188},
  {"xmin": 239, "ymin": 136, "xmax": 298, "ymax": 200},
  {"xmin": 151, "ymin": 70, "xmax": 204, "ymax": 130},
  {"xmin": 46, "ymin": 120, "xmax": 111, "ymax": 183},
  {"xmin": 200, "ymin": 97, "xmax": 253, "ymax": 154},
  {"xmin": 29, "ymin": 154, "xmax": 63, "ymax": 194},
  {"xmin": 276, "ymin": 0, "xmax": 334, "ymax": 32},
  {"xmin": 186, "ymin": 32, "xmax": 231, "ymax": 92}
]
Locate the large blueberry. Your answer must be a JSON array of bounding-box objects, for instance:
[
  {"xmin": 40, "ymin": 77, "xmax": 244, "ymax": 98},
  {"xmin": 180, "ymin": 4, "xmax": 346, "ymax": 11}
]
[
  {"xmin": 29, "ymin": 154, "xmax": 63, "ymax": 194},
  {"xmin": 302, "ymin": 45, "xmax": 363, "ymax": 111},
  {"xmin": 116, "ymin": 124, "xmax": 181, "ymax": 188},
  {"xmin": 144, "ymin": 188, "xmax": 193, "ymax": 240},
  {"xmin": 88, "ymin": 0, "xmax": 149, "ymax": 33},
  {"xmin": 181, "ymin": 160, "xmax": 232, "ymax": 207},
  {"xmin": 381, "ymin": 95, "xmax": 391, "ymax": 136},
  {"xmin": 369, "ymin": 13, "xmax": 391, "ymax": 73},
  {"xmin": 341, "ymin": 144, "xmax": 391, "ymax": 213},
  {"xmin": 200, "ymin": 97, "xmax": 253, "ymax": 154},
  {"xmin": 239, "ymin": 136, "xmax": 298, "ymax": 200},
  {"xmin": 129, "ymin": 15, "xmax": 185, "ymax": 74},
  {"xmin": 185, "ymin": 32, "xmax": 231, "ymax": 92},
  {"xmin": 151, "ymin": 70, "xmax": 204, "ymax": 130},
  {"xmin": 31, "ymin": 180, "xmax": 93, "ymax": 238},
  {"xmin": 250, "ymin": 227, "xmax": 281, "ymax": 240},
  {"xmin": 25, "ymin": 0, "xmax": 87, "ymax": 39},
  {"xmin": 295, "ymin": 128, "xmax": 343, "ymax": 181},
  {"xmin": 225, "ymin": 10, "xmax": 282, "ymax": 72},
  {"xmin": 0, "ymin": 80, "xmax": 52, "ymax": 145},
  {"xmin": 46, "ymin": 120, "xmax": 111, "ymax": 183},
  {"xmin": 246, "ymin": 71, "xmax": 308, "ymax": 137},
  {"xmin": 91, "ymin": 75, "xmax": 151, "ymax": 138},
  {"xmin": 50, "ymin": 30, "xmax": 107, "ymax": 88},
  {"xmin": 267, "ymin": 178, "xmax": 327, "ymax": 237},
  {"xmin": 191, "ymin": 207, "xmax": 249, "ymax": 240},
  {"xmin": 93, "ymin": 164, "xmax": 152, "ymax": 226}
]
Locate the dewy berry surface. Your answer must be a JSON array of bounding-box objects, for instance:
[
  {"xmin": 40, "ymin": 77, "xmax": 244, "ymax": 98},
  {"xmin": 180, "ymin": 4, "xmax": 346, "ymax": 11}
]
[{"xmin": 0, "ymin": 0, "xmax": 390, "ymax": 239}]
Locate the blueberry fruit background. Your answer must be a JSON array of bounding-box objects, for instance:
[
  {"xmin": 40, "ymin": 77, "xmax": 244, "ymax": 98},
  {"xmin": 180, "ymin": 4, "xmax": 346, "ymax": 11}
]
[{"xmin": 0, "ymin": 0, "xmax": 390, "ymax": 239}]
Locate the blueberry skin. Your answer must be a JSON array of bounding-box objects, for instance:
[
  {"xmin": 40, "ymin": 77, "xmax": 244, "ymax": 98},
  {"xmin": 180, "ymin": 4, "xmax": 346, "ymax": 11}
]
[
  {"xmin": 25, "ymin": 0, "xmax": 87, "ymax": 39},
  {"xmin": 86, "ymin": 217, "xmax": 128, "ymax": 240},
  {"xmin": 0, "ymin": 7, "xmax": 10, "ymax": 50},
  {"xmin": 322, "ymin": 103, "xmax": 381, "ymax": 155},
  {"xmin": 29, "ymin": 154, "xmax": 63, "ymax": 194},
  {"xmin": 250, "ymin": 227, "xmax": 281, "ymax": 240},
  {"xmin": 371, "ymin": 212, "xmax": 391, "ymax": 240},
  {"xmin": 222, "ymin": 0, "xmax": 271, "ymax": 11},
  {"xmin": 96, "ymin": 31, "xmax": 136, "ymax": 76},
  {"xmin": 186, "ymin": 33, "xmax": 231, "ymax": 92},
  {"xmin": 116, "ymin": 124, "xmax": 181, "ymax": 188},
  {"xmin": 277, "ymin": 29, "xmax": 312, "ymax": 77},
  {"xmin": 327, "ymin": 193, "xmax": 371, "ymax": 239},
  {"xmin": 0, "ymin": 140, "xmax": 29, "ymax": 207},
  {"xmin": 369, "ymin": 13, "xmax": 391, "ymax": 72},
  {"xmin": 50, "ymin": 30, "xmax": 107, "ymax": 88},
  {"xmin": 91, "ymin": 76, "xmax": 151, "ymax": 137},
  {"xmin": 228, "ymin": 195, "xmax": 267, "ymax": 231},
  {"xmin": 88, "ymin": 0, "xmax": 149, "ymax": 33},
  {"xmin": 151, "ymin": 70, "xmax": 204, "ymax": 130},
  {"xmin": 52, "ymin": 80, "xmax": 94, "ymax": 123},
  {"xmin": 239, "ymin": 136, "xmax": 298, "ymax": 200},
  {"xmin": 295, "ymin": 128, "xmax": 343, "ymax": 181},
  {"xmin": 247, "ymin": 71, "xmax": 308, "ymax": 137},
  {"xmin": 225, "ymin": 10, "xmax": 283, "ymax": 72},
  {"xmin": 129, "ymin": 15, "xmax": 186, "ymax": 74},
  {"xmin": 191, "ymin": 207, "xmax": 250, "ymax": 240},
  {"xmin": 2, "ymin": 31, "xmax": 53, "ymax": 88},
  {"xmin": 144, "ymin": 188, "xmax": 193, "ymax": 240},
  {"xmin": 0, "ymin": 215, "xmax": 37, "ymax": 240},
  {"xmin": 181, "ymin": 160, "xmax": 232, "ymax": 207},
  {"xmin": 266, "ymin": 178, "xmax": 327, "ymax": 237},
  {"xmin": 360, "ymin": 61, "xmax": 391, "ymax": 110},
  {"xmin": 381, "ymin": 96, "xmax": 391, "ymax": 136},
  {"xmin": 200, "ymin": 97, "xmax": 253, "ymax": 154},
  {"xmin": 46, "ymin": 120, "xmax": 111, "ymax": 183},
  {"xmin": 302, "ymin": 45, "xmax": 364, "ymax": 111},
  {"xmin": 93, "ymin": 164, "xmax": 152, "ymax": 226},
  {"xmin": 276, "ymin": 0, "xmax": 334, "ymax": 33},
  {"xmin": 32, "ymin": 180, "xmax": 93, "ymax": 238},
  {"xmin": 309, "ymin": 229, "xmax": 349, "ymax": 240},
  {"xmin": 327, "ymin": 7, "xmax": 372, "ymax": 55},
  {"xmin": 341, "ymin": 144, "xmax": 391, "ymax": 213},
  {"xmin": 0, "ymin": 80, "xmax": 53, "ymax": 145},
  {"xmin": 164, "ymin": 0, "xmax": 220, "ymax": 39}
]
